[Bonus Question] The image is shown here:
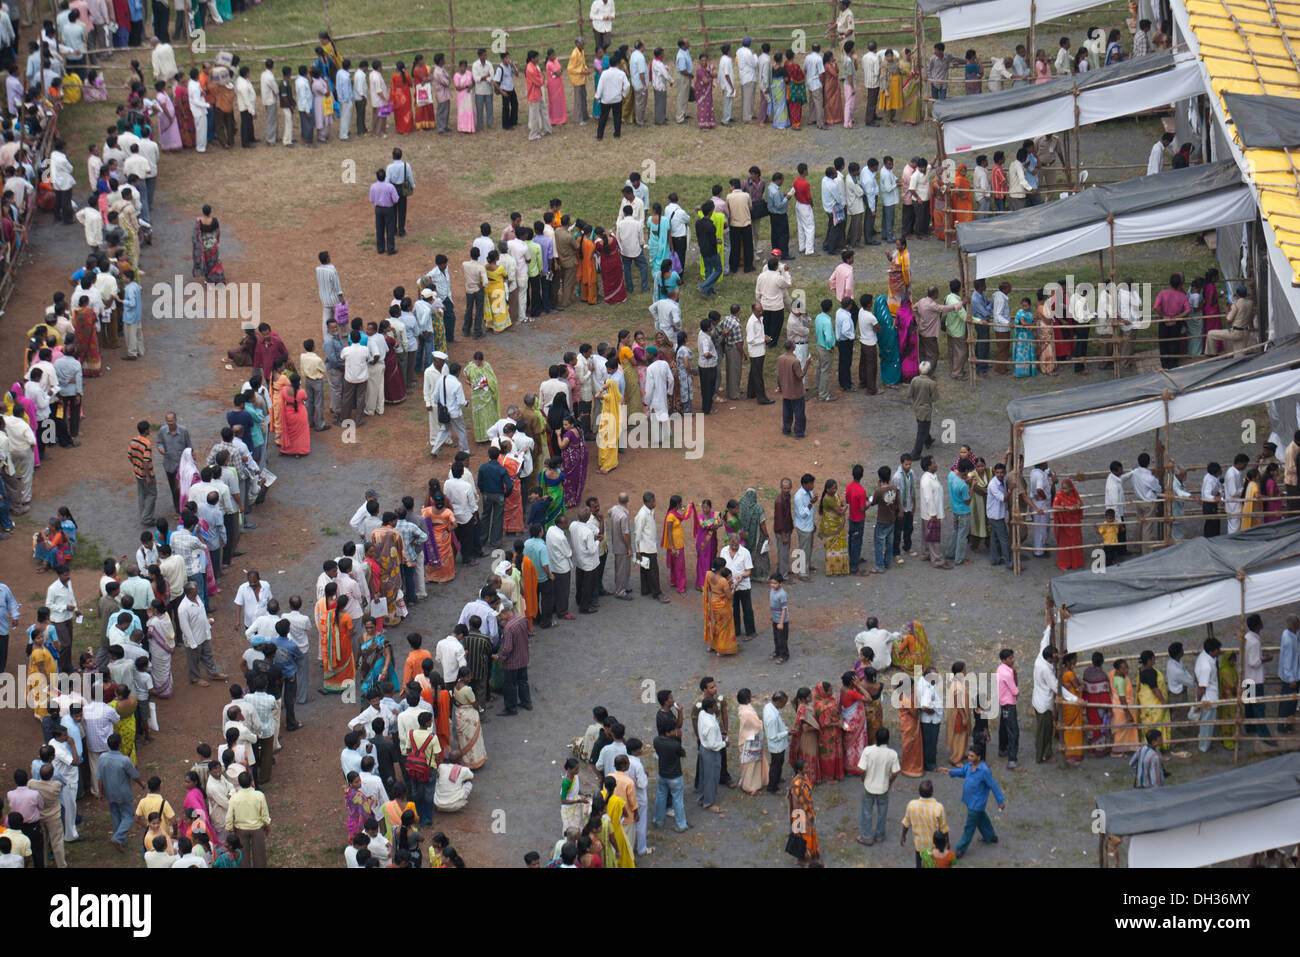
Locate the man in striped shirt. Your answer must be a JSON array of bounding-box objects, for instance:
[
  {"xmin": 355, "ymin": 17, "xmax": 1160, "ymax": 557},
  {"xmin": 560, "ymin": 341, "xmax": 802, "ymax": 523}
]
[
  {"xmin": 1129, "ymin": 729, "xmax": 1165, "ymax": 787},
  {"xmin": 128, "ymin": 420, "xmax": 156, "ymax": 528}
]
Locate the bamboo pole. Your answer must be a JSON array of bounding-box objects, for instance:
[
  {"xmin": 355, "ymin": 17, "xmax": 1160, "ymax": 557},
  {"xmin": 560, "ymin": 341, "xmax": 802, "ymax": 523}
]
[
  {"xmin": 448, "ymin": 0, "xmax": 455, "ymax": 70},
  {"xmin": 1235, "ymin": 570, "xmax": 1247, "ymax": 764},
  {"xmin": 1054, "ymin": 602, "xmax": 1068, "ymax": 769},
  {"xmin": 698, "ymin": 0, "xmax": 709, "ymax": 53},
  {"xmin": 323, "ymin": 0, "xmax": 331, "ymax": 33}
]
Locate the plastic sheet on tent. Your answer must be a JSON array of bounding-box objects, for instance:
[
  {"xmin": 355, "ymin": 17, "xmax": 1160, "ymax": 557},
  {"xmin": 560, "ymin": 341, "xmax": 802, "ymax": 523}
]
[{"xmin": 917, "ymin": 0, "xmax": 1113, "ymax": 41}]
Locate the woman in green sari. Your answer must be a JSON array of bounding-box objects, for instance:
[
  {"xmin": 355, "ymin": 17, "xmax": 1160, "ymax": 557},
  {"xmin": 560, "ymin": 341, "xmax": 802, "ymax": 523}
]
[
  {"xmin": 646, "ymin": 204, "xmax": 671, "ymax": 282},
  {"xmin": 1218, "ymin": 651, "xmax": 1238, "ymax": 750},
  {"xmin": 873, "ymin": 294, "xmax": 901, "ymax": 386},
  {"xmin": 738, "ymin": 488, "xmax": 770, "ymax": 579},
  {"xmin": 969, "ymin": 458, "xmax": 990, "ymax": 552},
  {"xmin": 463, "ymin": 352, "xmax": 499, "ymax": 443},
  {"xmin": 899, "ymin": 48, "xmax": 924, "ymax": 125},
  {"xmin": 817, "ymin": 479, "xmax": 849, "ymax": 575},
  {"xmin": 541, "ymin": 456, "xmax": 565, "ymax": 529}
]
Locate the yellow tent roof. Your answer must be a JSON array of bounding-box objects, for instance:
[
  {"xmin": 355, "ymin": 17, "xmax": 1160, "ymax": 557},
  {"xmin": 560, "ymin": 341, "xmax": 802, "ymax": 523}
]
[{"xmin": 1185, "ymin": 0, "xmax": 1300, "ymax": 283}]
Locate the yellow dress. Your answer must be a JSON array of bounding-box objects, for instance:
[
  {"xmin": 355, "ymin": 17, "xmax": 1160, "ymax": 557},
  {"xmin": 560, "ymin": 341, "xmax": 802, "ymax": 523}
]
[
  {"xmin": 596, "ymin": 379, "xmax": 622, "ymax": 473},
  {"xmin": 27, "ymin": 646, "xmax": 57, "ymax": 718},
  {"xmin": 484, "ymin": 264, "xmax": 511, "ymax": 333}
]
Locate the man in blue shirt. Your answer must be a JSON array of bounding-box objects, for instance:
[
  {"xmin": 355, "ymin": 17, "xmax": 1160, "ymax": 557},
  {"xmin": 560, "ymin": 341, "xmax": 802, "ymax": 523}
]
[
  {"xmin": 254, "ymin": 619, "xmax": 304, "ymax": 731},
  {"xmin": 121, "ymin": 267, "xmax": 143, "ymax": 360},
  {"xmin": 100, "ymin": 733, "xmax": 147, "ymax": 851},
  {"xmin": 942, "ymin": 744, "xmax": 1006, "ymax": 858},
  {"xmin": 476, "ymin": 446, "xmax": 513, "ymax": 552},
  {"xmin": 945, "ymin": 457, "xmax": 974, "ymax": 565},
  {"xmin": 970, "ymin": 278, "xmax": 993, "ymax": 374},
  {"xmin": 335, "ymin": 61, "xmax": 354, "ymax": 140},
  {"xmin": 792, "ymin": 472, "xmax": 817, "ymax": 580},
  {"xmin": 674, "ymin": 40, "xmax": 693, "ymax": 123},
  {"xmin": 812, "ymin": 298, "xmax": 837, "ymax": 401},
  {"xmin": 0, "ymin": 582, "xmax": 18, "ymax": 673},
  {"xmin": 765, "ymin": 172, "xmax": 791, "ymax": 261},
  {"xmin": 523, "ymin": 524, "xmax": 554, "ymax": 629}
]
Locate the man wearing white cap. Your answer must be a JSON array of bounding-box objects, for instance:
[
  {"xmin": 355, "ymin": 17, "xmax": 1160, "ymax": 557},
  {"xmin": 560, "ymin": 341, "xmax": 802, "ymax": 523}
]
[
  {"xmin": 414, "ymin": 287, "xmax": 440, "ymax": 373},
  {"xmin": 423, "ymin": 352, "xmax": 450, "ymax": 449},
  {"xmin": 430, "ymin": 360, "xmax": 469, "ymax": 457}
]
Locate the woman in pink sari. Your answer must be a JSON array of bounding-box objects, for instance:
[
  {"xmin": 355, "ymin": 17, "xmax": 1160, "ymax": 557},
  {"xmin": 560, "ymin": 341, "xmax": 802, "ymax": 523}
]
[
  {"xmin": 8, "ymin": 386, "xmax": 41, "ymax": 466},
  {"xmin": 545, "ymin": 49, "xmax": 567, "ymax": 126},
  {"xmin": 153, "ymin": 81, "xmax": 183, "ymax": 150},
  {"xmin": 693, "ymin": 499, "xmax": 721, "ymax": 590},
  {"xmin": 897, "ymin": 296, "xmax": 921, "ymax": 382},
  {"xmin": 183, "ymin": 771, "xmax": 221, "ymax": 847}
]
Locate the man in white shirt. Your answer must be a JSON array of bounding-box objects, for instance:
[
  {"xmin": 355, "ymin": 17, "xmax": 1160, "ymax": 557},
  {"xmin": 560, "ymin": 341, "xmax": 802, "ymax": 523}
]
[
  {"xmin": 736, "ymin": 37, "xmax": 758, "ymax": 122},
  {"xmin": 745, "ymin": 303, "xmax": 773, "ymax": 404},
  {"xmin": 1128, "ymin": 452, "xmax": 1162, "ymax": 553},
  {"xmin": 917, "ymin": 456, "xmax": 949, "ymax": 568},
  {"xmin": 628, "ymin": 40, "xmax": 649, "ymax": 125},
  {"xmin": 594, "ymin": 58, "xmax": 629, "ymax": 140},
  {"xmin": 259, "ymin": 58, "xmax": 279, "ymax": 146},
  {"xmin": 1242, "ymin": 614, "xmax": 1276, "ymax": 744},
  {"xmin": 614, "ymin": 202, "xmax": 647, "ymax": 293},
  {"xmin": 696, "ymin": 697, "xmax": 726, "ymax": 808},
  {"xmin": 1164, "ymin": 641, "xmax": 1196, "ymax": 744},
  {"xmin": 720, "ymin": 531, "xmax": 756, "ymax": 639},
  {"xmin": 179, "ymin": 581, "xmax": 225, "ymax": 687},
  {"xmin": 233, "ymin": 571, "xmax": 272, "ymax": 633},
  {"xmin": 762, "ymin": 691, "xmax": 790, "ymax": 791},
  {"xmin": 471, "ymin": 50, "xmax": 495, "ymax": 130},
  {"xmin": 338, "ymin": 332, "xmax": 370, "ymax": 425},
  {"xmin": 1194, "ymin": 637, "xmax": 1222, "ymax": 753},
  {"xmin": 1223, "ymin": 453, "xmax": 1248, "ymax": 534},
  {"xmin": 717, "ymin": 44, "xmax": 736, "ymax": 125},
  {"xmin": 589, "ymin": 0, "xmax": 616, "ymax": 48},
  {"xmin": 1032, "ymin": 646, "xmax": 1076, "ymax": 762},
  {"xmin": 545, "ymin": 514, "xmax": 575, "ymax": 620},
  {"xmin": 430, "ymin": 359, "xmax": 469, "ymax": 457},
  {"xmin": 569, "ymin": 507, "xmax": 601, "ymax": 613},
  {"xmin": 633, "ymin": 492, "xmax": 671, "ymax": 603},
  {"xmin": 648, "ymin": 288, "xmax": 682, "ymax": 342},
  {"xmin": 435, "ymin": 630, "xmax": 468, "ymax": 682},
  {"xmin": 1147, "ymin": 131, "xmax": 1173, "ymax": 175},
  {"xmin": 803, "ymin": 45, "xmax": 825, "ymax": 129},
  {"xmin": 1103, "ymin": 460, "xmax": 1132, "ymax": 555}
]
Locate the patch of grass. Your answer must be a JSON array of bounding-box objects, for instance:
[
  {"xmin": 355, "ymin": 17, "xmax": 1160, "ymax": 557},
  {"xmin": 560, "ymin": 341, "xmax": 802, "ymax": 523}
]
[
  {"xmin": 71, "ymin": 534, "xmax": 106, "ymax": 573},
  {"xmin": 320, "ymin": 525, "xmax": 342, "ymax": 536},
  {"xmin": 489, "ymin": 174, "xmax": 724, "ymax": 232}
]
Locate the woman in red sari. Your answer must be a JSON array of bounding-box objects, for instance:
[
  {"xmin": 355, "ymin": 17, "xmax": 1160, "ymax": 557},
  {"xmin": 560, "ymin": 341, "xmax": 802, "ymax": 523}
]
[
  {"xmin": 316, "ymin": 586, "xmax": 355, "ymax": 694},
  {"xmin": 173, "ymin": 78, "xmax": 197, "ymax": 149},
  {"xmin": 812, "ymin": 681, "xmax": 844, "ymax": 782},
  {"xmin": 390, "ymin": 62, "xmax": 415, "ymax": 135},
  {"xmin": 411, "ymin": 54, "xmax": 436, "ymax": 130},
  {"xmin": 1052, "ymin": 477, "xmax": 1083, "ymax": 570},
  {"xmin": 840, "ymin": 671, "xmax": 869, "ymax": 775},
  {"xmin": 788, "ymin": 686, "xmax": 820, "ymax": 787},
  {"xmin": 381, "ymin": 324, "xmax": 406, "ymax": 404},
  {"xmin": 595, "ymin": 227, "xmax": 626, "ymax": 304},
  {"xmin": 72, "ymin": 302, "xmax": 101, "ymax": 376},
  {"xmin": 785, "ymin": 53, "xmax": 805, "ymax": 129},
  {"xmin": 279, "ymin": 372, "xmax": 311, "ymax": 456}
]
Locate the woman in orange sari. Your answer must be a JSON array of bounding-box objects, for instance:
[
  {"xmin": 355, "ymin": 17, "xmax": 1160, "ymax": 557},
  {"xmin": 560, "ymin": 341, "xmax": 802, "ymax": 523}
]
[
  {"xmin": 812, "ymin": 681, "xmax": 844, "ymax": 782},
  {"xmin": 898, "ymin": 679, "xmax": 924, "ymax": 776},
  {"xmin": 422, "ymin": 492, "xmax": 457, "ymax": 585},
  {"xmin": 952, "ymin": 163, "xmax": 974, "ymax": 224},
  {"xmin": 1108, "ymin": 658, "xmax": 1138, "ymax": 752},
  {"xmin": 316, "ymin": 585, "xmax": 355, "ymax": 694},
  {"xmin": 411, "ymin": 54, "xmax": 436, "ymax": 130},
  {"xmin": 270, "ymin": 365, "xmax": 291, "ymax": 445},
  {"xmin": 73, "ymin": 302, "xmax": 101, "ymax": 376},
  {"xmin": 390, "ymin": 62, "xmax": 415, "ymax": 135},
  {"xmin": 513, "ymin": 541, "xmax": 539, "ymax": 625},
  {"xmin": 576, "ymin": 223, "xmax": 598, "ymax": 304},
  {"xmin": 702, "ymin": 561, "xmax": 737, "ymax": 655},
  {"xmin": 279, "ymin": 372, "xmax": 311, "ymax": 456},
  {"xmin": 788, "ymin": 686, "xmax": 820, "ymax": 786},
  {"xmin": 1061, "ymin": 653, "xmax": 1084, "ymax": 765},
  {"xmin": 1053, "ymin": 478, "xmax": 1084, "ymax": 570},
  {"xmin": 501, "ymin": 449, "xmax": 524, "ymax": 535}
]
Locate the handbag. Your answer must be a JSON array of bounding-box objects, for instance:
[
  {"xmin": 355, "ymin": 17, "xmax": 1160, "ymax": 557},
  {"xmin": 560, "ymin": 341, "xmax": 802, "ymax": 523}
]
[
  {"xmin": 397, "ymin": 162, "xmax": 414, "ymax": 198},
  {"xmin": 784, "ymin": 833, "xmax": 807, "ymax": 858},
  {"xmin": 415, "ymin": 82, "xmax": 433, "ymax": 107},
  {"xmin": 334, "ymin": 300, "xmax": 349, "ymax": 327},
  {"xmin": 752, "ymin": 197, "xmax": 769, "ymax": 220},
  {"xmin": 378, "ymin": 102, "xmax": 393, "ymax": 117},
  {"xmin": 924, "ymin": 517, "xmax": 941, "ymax": 543},
  {"xmin": 436, "ymin": 376, "xmax": 451, "ymax": 424}
]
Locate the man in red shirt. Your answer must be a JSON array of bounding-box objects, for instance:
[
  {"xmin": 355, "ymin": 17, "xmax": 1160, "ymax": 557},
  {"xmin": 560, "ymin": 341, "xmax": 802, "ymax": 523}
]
[
  {"xmin": 846, "ymin": 463, "xmax": 869, "ymax": 575},
  {"xmin": 790, "ymin": 162, "xmax": 815, "ymax": 257}
]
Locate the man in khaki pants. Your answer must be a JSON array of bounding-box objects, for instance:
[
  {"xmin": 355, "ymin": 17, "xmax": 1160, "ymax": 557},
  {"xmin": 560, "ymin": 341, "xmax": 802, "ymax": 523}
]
[
  {"xmin": 805, "ymin": 45, "xmax": 826, "ymax": 129},
  {"xmin": 1206, "ymin": 285, "xmax": 1255, "ymax": 355},
  {"xmin": 675, "ymin": 40, "xmax": 693, "ymax": 123},
  {"xmin": 552, "ymin": 215, "xmax": 579, "ymax": 308}
]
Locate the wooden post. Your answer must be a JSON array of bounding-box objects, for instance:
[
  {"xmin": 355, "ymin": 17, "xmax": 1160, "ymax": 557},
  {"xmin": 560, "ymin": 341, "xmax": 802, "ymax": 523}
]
[
  {"xmin": 576, "ymin": 0, "xmax": 585, "ymax": 40},
  {"xmin": 1027, "ymin": 0, "xmax": 1037, "ymax": 71},
  {"xmin": 1011, "ymin": 421, "xmax": 1023, "ymax": 575},
  {"xmin": 322, "ymin": 0, "xmax": 331, "ymax": 32},
  {"xmin": 961, "ymin": 252, "xmax": 976, "ymax": 387},
  {"xmin": 448, "ymin": 0, "xmax": 456, "ymax": 69},
  {"xmin": 1234, "ymin": 571, "xmax": 1247, "ymax": 764},
  {"xmin": 1072, "ymin": 85, "xmax": 1082, "ymax": 187},
  {"xmin": 1151, "ymin": 393, "xmax": 1169, "ymax": 551},
  {"xmin": 1052, "ymin": 599, "xmax": 1068, "ymax": 769},
  {"xmin": 1162, "ymin": 398, "xmax": 1175, "ymax": 546},
  {"xmin": 698, "ymin": 0, "xmax": 710, "ymax": 53}
]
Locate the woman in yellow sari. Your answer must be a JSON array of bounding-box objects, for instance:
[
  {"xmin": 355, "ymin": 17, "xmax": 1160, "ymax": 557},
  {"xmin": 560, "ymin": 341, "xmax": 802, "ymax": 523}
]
[
  {"xmin": 577, "ymin": 224, "xmax": 598, "ymax": 303},
  {"xmin": 887, "ymin": 238, "xmax": 911, "ymax": 309},
  {"xmin": 615, "ymin": 329, "xmax": 643, "ymax": 414},
  {"xmin": 595, "ymin": 376, "xmax": 622, "ymax": 473},
  {"xmin": 1061, "ymin": 653, "xmax": 1084, "ymax": 765},
  {"xmin": 111, "ymin": 684, "xmax": 139, "ymax": 764},
  {"xmin": 1241, "ymin": 468, "xmax": 1262, "ymax": 529},
  {"xmin": 1109, "ymin": 658, "xmax": 1138, "ymax": 752},
  {"xmin": 899, "ymin": 48, "xmax": 923, "ymax": 124},
  {"xmin": 817, "ymin": 479, "xmax": 849, "ymax": 575},
  {"xmin": 604, "ymin": 791, "xmax": 636, "ymax": 867},
  {"xmin": 270, "ymin": 367, "xmax": 291, "ymax": 445},
  {"xmin": 1137, "ymin": 666, "xmax": 1170, "ymax": 753},
  {"xmin": 880, "ymin": 49, "xmax": 902, "ymax": 123},
  {"xmin": 702, "ymin": 562, "xmax": 737, "ymax": 655},
  {"xmin": 484, "ymin": 253, "xmax": 511, "ymax": 333},
  {"xmin": 1218, "ymin": 651, "xmax": 1238, "ymax": 750}
]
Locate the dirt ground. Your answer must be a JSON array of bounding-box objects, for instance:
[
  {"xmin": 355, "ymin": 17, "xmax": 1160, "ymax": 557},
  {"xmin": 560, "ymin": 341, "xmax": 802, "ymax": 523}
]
[{"xmin": 0, "ymin": 88, "xmax": 1285, "ymax": 869}]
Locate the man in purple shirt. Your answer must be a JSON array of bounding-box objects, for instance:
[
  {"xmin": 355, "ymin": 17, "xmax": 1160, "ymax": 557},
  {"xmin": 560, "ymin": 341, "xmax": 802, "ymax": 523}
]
[
  {"xmin": 494, "ymin": 607, "xmax": 532, "ymax": 716},
  {"xmin": 1153, "ymin": 272, "xmax": 1191, "ymax": 371},
  {"xmin": 369, "ymin": 169, "xmax": 399, "ymax": 256}
]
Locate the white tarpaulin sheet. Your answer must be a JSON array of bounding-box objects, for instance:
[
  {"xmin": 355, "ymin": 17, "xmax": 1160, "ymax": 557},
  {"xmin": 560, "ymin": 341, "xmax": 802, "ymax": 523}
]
[
  {"xmin": 941, "ymin": 54, "xmax": 1205, "ymax": 154},
  {"xmin": 1021, "ymin": 366, "xmax": 1300, "ymax": 463},
  {"xmin": 919, "ymin": 0, "xmax": 1112, "ymax": 41},
  {"xmin": 1059, "ymin": 556, "xmax": 1300, "ymax": 652},
  {"xmin": 970, "ymin": 183, "xmax": 1257, "ymax": 279},
  {"xmin": 1127, "ymin": 795, "xmax": 1300, "ymax": 868}
]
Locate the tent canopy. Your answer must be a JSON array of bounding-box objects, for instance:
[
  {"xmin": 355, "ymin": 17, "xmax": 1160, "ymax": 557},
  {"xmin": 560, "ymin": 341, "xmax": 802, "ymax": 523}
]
[
  {"xmin": 933, "ymin": 52, "xmax": 1205, "ymax": 154},
  {"xmin": 957, "ymin": 161, "xmax": 1255, "ymax": 279},
  {"xmin": 1097, "ymin": 753, "xmax": 1300, "ymax": 836},
  {"xmin": 1220, "ymin": 91, "xmax": 1300, "ymax": 149},
  {"xmin": 1051, "ymin": 517, "xmax": 1300, "ymax": 614},
  {"xmin": 1007, "ymin": 334, "xmax": 1300, "ymax": 463},
  {"xmin": 917, "ymin": 0, "xmax": 1112, "ymax": 41}
]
